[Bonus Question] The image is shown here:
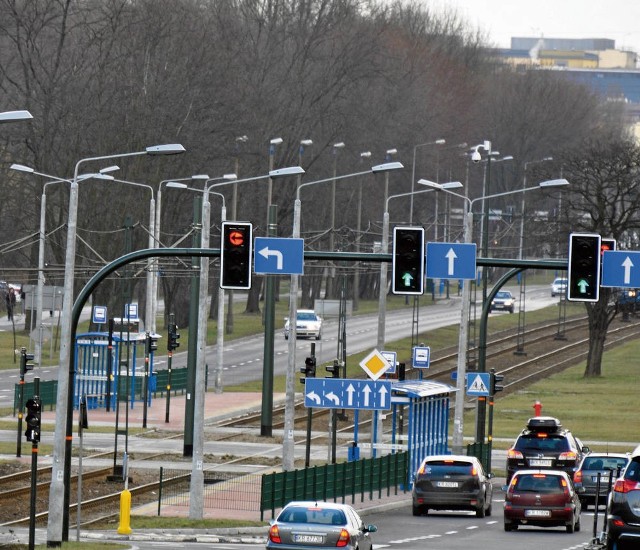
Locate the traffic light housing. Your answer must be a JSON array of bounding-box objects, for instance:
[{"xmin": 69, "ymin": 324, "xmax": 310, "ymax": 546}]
[
  {"xmin": 24, "ymin": 396, "xmax": 41, "ymax": 442},
  {"xmin": 490, "ymin": 370, "xmax": 504, "ymax": 395},
  {"xmin": 326, "ymin": 359, "xmax": 341, "ymax": 378},
  {"xmin": 146, "ymin": 332, "xmax": 159, "ymax": 355},
  {"xmin": 20, "ymin": 347, "xmax": 35, "ymax": 374},
  {"xmin": 392, "ymin": 226, "xmax": 425, "ymax": 295},
  {"xmin": 220, "ymin": 221, "xmax": 253, "ymax": 290},
  {"xmin": 300, "ymin": 356, "xmax": 317, "ymax": 384},
  {"xmin": 167, "ymin": 323, "xmax": 180, "ymax": 352},
  {"xmin": 568, "ymin": 233, "xmax": 601, "ymax": 302}
]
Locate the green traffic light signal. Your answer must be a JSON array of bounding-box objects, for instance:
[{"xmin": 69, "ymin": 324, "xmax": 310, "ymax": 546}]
[
  {"xmin": 568, "ymin": 233, "xmax": 601, "ymax": 302},
  {"xmin": 24, "ymin": 396, "xmax": 41, "ymax": 442},
  {"xmin": 392, "ymin": 226, "xmax": 425, "ymax": 295}
]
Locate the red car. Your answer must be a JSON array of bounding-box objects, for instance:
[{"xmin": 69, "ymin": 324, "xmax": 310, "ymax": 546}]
[{"xmin": 503, "ymin": 469, "xmax": 581, "ymax": 533}]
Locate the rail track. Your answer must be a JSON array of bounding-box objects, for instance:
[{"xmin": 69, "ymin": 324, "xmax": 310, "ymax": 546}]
[{"xmin": 3, "ymin": 313, "xmax": 640, "ymax": 527}]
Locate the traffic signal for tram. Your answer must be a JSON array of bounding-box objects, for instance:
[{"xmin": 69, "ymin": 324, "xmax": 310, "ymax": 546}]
[
  {"xmin": 490, "ymin": 370, "xmax": 504, "ymax": 395},
  {"xmin": 568, "ymin": 233, "xmax": 601, "ymax": 302},
  {"xmin": 300, "ymin": 356, "xmax": 317, "ymax": 384},
  {"xmin": 220, "ymin": 221, "xmax": 253, "ymax": 290},
  {"xmin": 326, "ymin": 360, "xmax": 341, "ymax": 378},
  {"xmin": 146, "ymin": 332, "xmax": 159, "ymax": 355},
  {"xmin": 24, "ymin": 396, "xmax": 41, "ymax": 442},
  {"xmin": 392, "ymin": 226, "xmax": 425, "ymax": 295},
  {"xmin": 167, "ymin": 323, "xmax": 180, "ymax": 352},
  {"xmin": 20, "ymin": 347, "xmax": 34, "ymax": 374}
]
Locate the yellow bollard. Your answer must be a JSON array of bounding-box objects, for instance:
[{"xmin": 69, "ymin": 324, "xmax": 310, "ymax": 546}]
[{"xmin": 117, "ymin": 488, "xmax": 132, "ymax": 535}]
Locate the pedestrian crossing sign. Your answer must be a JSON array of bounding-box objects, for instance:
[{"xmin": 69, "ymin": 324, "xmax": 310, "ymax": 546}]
[{"xmin": 466, "ymin": 373, "xmax": 490, "ymax": 396}]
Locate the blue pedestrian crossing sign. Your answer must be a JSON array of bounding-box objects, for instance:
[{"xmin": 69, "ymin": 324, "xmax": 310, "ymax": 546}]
[
  {"xmin": 426, "ymin": 242, "xmax": 476, "ymax": 280},
  {"xmin": 601, "ymin": 250, "xmax": 640, "ymax": 288},
  {"xmin": 254, "ymin": 237, "xmax": 304, "ymax": 275},
  {"xmin": 466, "ymin": 373, "xmax": 490, "ymax": 396}
]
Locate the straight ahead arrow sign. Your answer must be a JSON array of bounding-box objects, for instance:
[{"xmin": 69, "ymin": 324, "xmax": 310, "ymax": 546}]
[
  {"xmin": 445, "ymin": 247, "xmax": 457, "ymax": 276},
  {"xmin": 623, "ymin": 256, "xmax": 634, "ymax": 285}
]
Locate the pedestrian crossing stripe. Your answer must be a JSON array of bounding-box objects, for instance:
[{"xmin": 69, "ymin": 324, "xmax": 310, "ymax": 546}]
[{"xmin": 467, "ymin": 374, "xmax": 489, "ymax": 395}]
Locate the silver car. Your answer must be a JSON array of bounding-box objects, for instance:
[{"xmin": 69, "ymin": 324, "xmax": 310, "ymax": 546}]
[
  {"xmin": 284, "ymin": 310, "xmax": 323, "ymax": 340},
  {"xmin": 266, "ymin": 501, "xmax": 377, "ymax": 550}
]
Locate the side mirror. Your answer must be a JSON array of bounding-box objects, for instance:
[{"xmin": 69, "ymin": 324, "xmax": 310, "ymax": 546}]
[
  {"xmin": 365, "ymin": 524, "xmax": 378, "ymax": 533},
  {"xmin": 582, "ymin": 446, "xmax": 591, "ymax": 454}
]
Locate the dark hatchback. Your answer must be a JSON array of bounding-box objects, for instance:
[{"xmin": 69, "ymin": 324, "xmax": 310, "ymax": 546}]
[
  {"xmin": 573, "ymin": 452, "xmax": 629, "ymax": 508},
  {"xmin": 503, "ymin": 469, "xmax": 581, "ymax": 533},
  {"xmin": 607, "ymin": 446, "xmax": 640, "ymax": 550},
  {"xmin": 412, "ymin": 455, "xmax": 493, "ymax": 517},
  {"xmin": 506, "ymin": 417, "xmax": 589, "ymax": 483}
]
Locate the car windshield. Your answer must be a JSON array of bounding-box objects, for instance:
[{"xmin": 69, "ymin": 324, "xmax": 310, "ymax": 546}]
[
  {"xmin": 515, "ymin": 434, "xmax": 570, "ymax": 452},
  {"xmin": 495, "ymin": 292, "xmax": 511, "ymax": 299},
  {"xmin": 297, "ymin": 312, "xmax": 317, "ymax": 321},
  {"xmin": 514, "ymin": 474, "xmax": 563, "ymax": 493},
  {"xmin": 420, "ymin": 460, "xmax": 474, "ymax": 476},
  {"xmin": 554, "ymin": 279, "xmax": 567, "ymax": 285},
  {"xmin": 279, "ymin": 506, "xmax": 345, "ymax": 525}
]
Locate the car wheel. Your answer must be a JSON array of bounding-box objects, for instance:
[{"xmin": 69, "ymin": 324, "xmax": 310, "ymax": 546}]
[
  {"xmin": 316, "ymin": 333, "xmax": 321, "ymax": 341},
  {"xmin": 476, "ymin": 505, "xmax": 485, "ymax": 518},
  {"xmin": 412, "ymin": 505, "xmax": 423, "ymax": 516},
  {"xmin": 575, "ymin": 515, "xmax": 581, "ymax": 532},
  {"xmin": 504, "ymin": 521, "xmax": 516, "ymax": 532},
  {"xmin": 566, "ymin": 520, "xmax": 575, "ymax": 534},
  {"xmin": 284, "ymin": 335, "xmax": 289, "ymax": 340},
  {"xmin": 485, "ymin": 501, "xmax": 492, "ymax": 517}
]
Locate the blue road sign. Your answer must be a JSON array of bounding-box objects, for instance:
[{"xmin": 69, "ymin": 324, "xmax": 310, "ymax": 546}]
[
  {"xmin": 426, "ymin": 242, "xmax": 477, "ymax": 280},
  {"xmin": 602, "ymin": 250, "xmax": 640, "ymax": 288},
  {"xmin": 92, "ymin": 305, "xmax": 107, "ymax": 325},
  {"xmin": 124, "ymin": 303, "xmax": 138, "ymax": 320},
  {"xmin": 254, "ymin": 237, "xmax": 304, "ymax": 275},
  {"xmin": 381, "ymin": 350, "xmax": 397, "ymax": 374},
  {"xmin": 303, "ymin": 378, "xmax": 392, "ymax": 410},
  {"xmin": 412, "ymin": 346, "xmax": 431, "ymax": 369},
  {"xmin": 466, "ymin": 372, "xmax": 491, "ymax": 396}
]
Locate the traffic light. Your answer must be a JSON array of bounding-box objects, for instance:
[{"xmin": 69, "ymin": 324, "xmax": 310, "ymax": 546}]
[
  {"xmin": 20, "ymin": 347, "xmax": 34, "ymax": 374},
  {"xmin": 146, "ymin": 332, "xmax": 159, "ymax": 355},
  {"xmin": 326, "ymin": 359, "xmax": 341, "ymax": 378},
  {"xmin": 568, "ymin": 233, "xmax": 601, "ymax": 302},
  {"xmin": 167, "ymin": 323, "xmax": 180, "ymax": 352},
  {"xmin": 300, "ymin": 356, "xmax": 316, "ymax": 384},
  {"xmin": 490, "ymin": 370, "xmax": 504, "ymax": 395},
  {"xmin": 392, "ymin": 226, "xmax": 425, "ymax": 295},
  {"xmin": 220, "ymin": 221, "xmax": 253, "ymax": 290},
  {"xmin": 24, "ymin": 396, "xmax": 41, "ymax": 442}
]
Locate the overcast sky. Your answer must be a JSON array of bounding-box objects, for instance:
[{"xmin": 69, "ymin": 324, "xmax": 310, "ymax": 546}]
[{"xmin": 429, "ymin": 0, "xmax": 640, "ymax": 54}]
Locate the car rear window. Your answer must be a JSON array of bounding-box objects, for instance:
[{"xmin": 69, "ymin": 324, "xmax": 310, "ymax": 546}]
[
  {"xmin": 515, "ymin": 434, "xmax": 570, "ymax": 452},
  {"xmin": 624, "ymin": 459, "xmax": 640, "ymax": 482},
  {"xmin": 584, "ymin": 456, "xmax": 628, "ymax": 471},
  {"xmin": 279, "ymin": 506, "xmax": 346, "ymax": 525},
  {"xmin": 514, "ymin": 474, "xmax": 564, "ymax": 492},
  {"xmin": 420, "ymin": 460, "xmax": 474, "ymax": 476}
]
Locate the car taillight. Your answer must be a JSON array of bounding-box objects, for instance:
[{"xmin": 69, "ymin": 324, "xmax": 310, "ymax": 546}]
[
  {"xmin": 574, "ymin": 470, "xmax": 583, "ymax": 484},
  {"xmin": 561, "ymin": 477, "xmax": 570, "ymax": 497},
  {"xmin": 269, "ymin": 525, "xmax": 281, "ymax": 543},
  {"xmin": 507, "ymin": 449, "xmax": 523, "ymax": 459},
  {"xmin": 614, "ymin": 479, "xmax": 640, "ymax": 493},
  {"xmin": 559, "ymin": 451, "xmax": 577, "ymax": 461},
  {"xmin": 336, "ymin": 528, "xmax": 350, "ymax": 547}
]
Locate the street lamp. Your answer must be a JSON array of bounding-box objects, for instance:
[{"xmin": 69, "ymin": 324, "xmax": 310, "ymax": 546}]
[
  {"xmin": 47, "ymin": 143, "xmax": 185, "ymax": 546},
  {"xmin": 283, "ymin": 160, "xmax": 404, "ymax": 471},
  {"xmin": 420, "ymin": 177, "xmax": 570, "ymax": 454},
  {"xmin": 409, "ymin": 138, "xmax": 446, "ymax": 226},
  {"xmin": 0, "ymin": 110, "xmax": 33, "ymax": 123},
  {"xmin": 9, "ymin": 164, "xmax": 116, "ymax": 363},
  {"xmin": 376, "ymin": 181, "xmax": 463, "ymax": 351},
  {"xmin": 383, "ymin": 148, "xmax": 398, "ymax": 205}
]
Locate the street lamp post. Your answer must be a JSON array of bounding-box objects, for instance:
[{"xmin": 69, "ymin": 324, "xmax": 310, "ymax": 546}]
[
  {"xmin": 328, "ymin": 142, "xmax": 345, "ymax": 299},
  {"xmin": 419, "ymin": 178, "xmax": 570, "ymax": 454},
  {"xmin": 283, "ymin": 161, "xmax": 404, "ymax": 471},
  {"xmin": 353, "ymin": 151, "xmax": 372, "ymax": 311},
  {"xmin": 47, "ymin": 143, "xmax": 186, "ymax": 546}
]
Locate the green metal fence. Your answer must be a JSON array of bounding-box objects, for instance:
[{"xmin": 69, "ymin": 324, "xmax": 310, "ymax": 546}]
[
  {"xmin": 260, "ymin": 451, "xmax": 409, "ymax": 520},
  {"xmin": 13, "ymin": 379, "xmax": 57, "ymax": 414}
]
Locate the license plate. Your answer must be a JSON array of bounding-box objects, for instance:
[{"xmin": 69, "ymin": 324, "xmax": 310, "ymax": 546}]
[
  {"xmin": 436, "ymin": 481, "xmax": 459, "ymax": 488},
  {"xmin": 529, "ymin": 459, "xmax": 552, "ymax": 467},
  {"xmin": 525, "ymin": 509, "xmax": 551, "ymax": 517},
  {"xmin": 592, "ymin": 475, "xmax": 610, "ymax": 483},
  {"xmin": 293, "ymin": 535, "xmax": 323, "ymax": 543}
]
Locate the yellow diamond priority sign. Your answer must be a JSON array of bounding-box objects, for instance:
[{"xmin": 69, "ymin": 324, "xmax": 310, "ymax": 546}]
[{"xmin": 359, "ymin": 349, "xmax": 392, "ymax": 381}]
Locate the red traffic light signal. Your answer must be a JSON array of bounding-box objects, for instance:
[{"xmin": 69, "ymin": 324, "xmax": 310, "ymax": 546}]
[{"xmin": 220, "ymin": 222, "xmax": 253, "ymax": 290}]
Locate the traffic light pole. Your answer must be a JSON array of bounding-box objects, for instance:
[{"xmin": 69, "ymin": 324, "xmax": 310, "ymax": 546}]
[
  {"xmin": 17, "ymin": 353, "xmax": 25, "ymax": 458},
  {"xmin": 28, "ymin": 377, "xmax": 40, "ymax": 550},
  {"xmin": 261, "ymin": 205, "xmax": 277, "ymax": 437}
]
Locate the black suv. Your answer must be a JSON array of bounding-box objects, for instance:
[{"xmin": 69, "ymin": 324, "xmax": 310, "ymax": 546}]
[
  {"xmin": 607, "ymin": 445, "xmax": 640, "ymax": 549},
  {"xmin": 506, "ymin": 417, "xmax": 589, "ymax": 483}
]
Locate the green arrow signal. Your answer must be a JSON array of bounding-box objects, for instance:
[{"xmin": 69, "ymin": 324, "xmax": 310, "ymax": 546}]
[
  {"xmin": 401, "ymin": 272, "xmax": 414, "ymax": 286},
  {"xmin": 577, "ymin": 278, "xmax": 590, "ymax": 293}
]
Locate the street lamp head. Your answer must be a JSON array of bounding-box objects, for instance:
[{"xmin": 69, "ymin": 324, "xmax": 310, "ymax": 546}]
[
  {"xmin": 269, "ymin": 166, "xmax": 305, "ymax": 178},
  {"xmin": 501, "ymin": 155, "xmax": 514, "ymax": 161},
  {"xmin": 145, "ymin": 144, "xmax": 186, "ymax": 155},
  {"xmin": 236, "ymin": 135, "xmax": 249, "ymax": 143},
  {"xmin": 333, "ymin": 142, "xmax": 345, "ymax": 149},
  {"xmin": 417, "ymin": 178, "xmax": 438, "ymax": 188},
  {"xmin": 435, "ymin": 139, "xmax": 446, "ymax": 145},
  {"xmin": 191, "ymin": 174, "xmax": 210, "ymax": 180},
  {"xmin": 0, "ymin": 110, "xmax": 33, "ymax": 123},
  {"xmin": 371, "ymin": 161, "xmax": 404, "ymax": 173},
  {"xmin": 441, "ymin": 181, "xmax": 463, "ymax": 189},
  {"xmin": 538, "ymin": 178, "xmax": 569, "ymax": 187},
  {"xmin": 386, "ymin": 148, "xmax": 398, "ymax": 156},
  {"xmin": 10, "ymin": 163, "xmax": 34, "ymax": 173},
  {"xmin": 166, "ymin": 181, "xmax": 189, "ymax": 189},
  {"xmin": 223, "ymin": 173, "xmax": 238, "ymax": 180},
  {"xmin": 360, "ymin": 151, "xmax": 372, "ymax": 158},
  {"xmin": 300, "ymin": 139, "xmax": 313, "ymax": 146},
  {"xmin": 270, "ymin": 137, "xmax": 283, "ymax": 145},
  {"xmin": 99, "ymin": 165, "xmax": 119, "ymax": 174}
]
